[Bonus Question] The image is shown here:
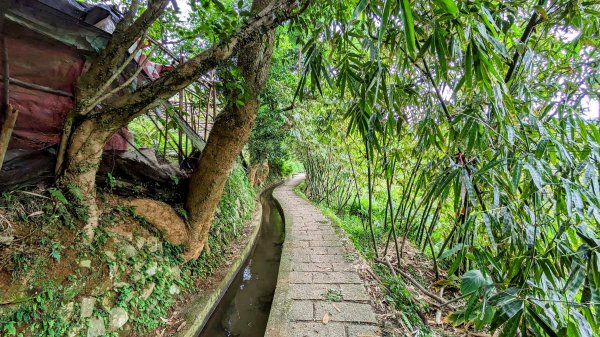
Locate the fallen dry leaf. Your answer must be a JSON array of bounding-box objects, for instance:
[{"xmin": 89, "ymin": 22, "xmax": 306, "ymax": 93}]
[
  {"xmin": 322, "ymin": 312, "xmax": 330, "ymax": 324},
  {"xmin": 332, "ymin": 303, "xmax": 341, "ymax": 312}
]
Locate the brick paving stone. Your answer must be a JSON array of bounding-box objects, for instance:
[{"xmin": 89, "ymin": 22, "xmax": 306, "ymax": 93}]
[
  {"xmin": 293, "ymin": 246, "xmax": 331, "ymax": 255},
  {"xmin": 313, "ymin": 271, "xmax": 362, "ymax": 284},
  {"xmin": 291, "ymin": 252, "xmax": 311, "ymax": 263},
  {"xmin": 290, "ymin": 283, "xmax": 337, "ymax": 300},
  {"xmin": 291, "ymin": 241, "xmax": 310, "ymax": 248},
  {"xmin": 311, "ymin": 240, "xmax": 344, "ymax": 247},
  {"xmin": 314, "ymin": 302, "xmax": 378, "ymax": 324},
  {"xmin": 292, "ymin": 262, "xmax": 334, "ymax": 272},
  {"xmin": 289, "ymin": 322, "xmax": 346, "ymax": 337},
  {"xmin": 311, "ymin": 254, "xmax": 347, "ymax": 263},
  {"xmin": 326, "ymin": 246, "xmax": 347, "ymax": 255},
  {"xmin": 331, "ymin": 263, "xmax": 355, "ymax": 271},
  {"xmin": 340, "ymin": 284, "xmax": 371, "ymax": 301},
  {"xmin": 346, "ymin": 324, "xmax": 381, "ymax": 337},
  {"xmin": 290, "ymin": 271, "xmax": 313, "ymax": 283},
  {"xmin": 289, "ymin": 301, "xmax": 314, "ymax": 321}
]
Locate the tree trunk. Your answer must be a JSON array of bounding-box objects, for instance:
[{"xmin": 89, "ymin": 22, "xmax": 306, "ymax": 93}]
[
  {"xmin": 184, "ymin": 0, "xmax": 275, "ymax": 260},
  {"xmin": 62, "ymin": 118, "xmax": 117, "ymax": 239}
]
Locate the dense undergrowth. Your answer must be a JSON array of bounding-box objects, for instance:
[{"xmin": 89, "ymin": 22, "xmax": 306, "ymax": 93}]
[{"xmin": 0, "ymin": 165, "xmax": 255, "ymax": 337}]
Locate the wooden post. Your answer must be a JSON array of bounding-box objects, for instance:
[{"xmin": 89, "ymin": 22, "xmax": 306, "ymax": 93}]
[
  {"xmin": 184, "ymin": 90, "xmax": 189, "ymax": 154},
  {"xmin": 0, "ymin": 104, "xmax": 18, "ymax": 170},
  {"xmin": 212, "ymin": 75, "xmax": 217, "ymax": 120},
  {"xmin": 163, "ymin": 107, "xmax": 169, "ymax": 159},
  {"xmin": 204, "ymin": 85, "xmax": 210, "ymax": 140},
  {"xmin": 0, "ymin": 33, "xmax": 18, "ymax": 171},
  {"xmin": 178, "ymin": 90, "xmax": 183, "ymax": 163},
  {"xmin": 177, "ymin": 54, "xmax": 183, "ymax": 163}
]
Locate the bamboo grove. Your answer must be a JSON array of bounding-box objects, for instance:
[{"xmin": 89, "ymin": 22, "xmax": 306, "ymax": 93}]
[{"xmin": 291, "ymin": 0, "xmax": 600, "ymax": 336}]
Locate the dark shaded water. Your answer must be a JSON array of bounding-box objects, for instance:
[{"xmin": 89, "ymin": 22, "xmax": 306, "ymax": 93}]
[{"xmin": 198, "ymin": 188, "xmax": 285, "ymax": 337}]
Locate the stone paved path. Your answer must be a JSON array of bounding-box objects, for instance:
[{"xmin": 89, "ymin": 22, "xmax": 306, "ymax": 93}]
[{"xmin": 265, "ymin": 175, "xmax": 380, "ymax": 337}]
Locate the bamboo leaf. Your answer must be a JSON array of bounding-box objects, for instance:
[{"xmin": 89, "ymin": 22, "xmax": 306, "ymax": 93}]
[
  {"xmin": 528, "ymin": 306, "xmax": 559, "ymax": 337},
  {"xmin": 524, "ymin": 162, "xmax": 543, "ymax": 190},
  {"xmin": 440, "ymin": 243, "xmax": 466, "ymax": 260},
  {"xmin": 352, "ymin": 0, "xmax": 369, "ymax": 21},
  {"xmin": 378, "ymin": 0, "xmax": 394, "ymax": 48},
  {"xmin": 399, "ymin": 0, "xmax": 416, "ymax": 59},
  {"xmin": 461, "ymin": 269, "xmax": 490, "ymax": 294},
  {"xmin": 564, "ymin": 262, "xmax": 586, "ymax": 301},
  {"xmin": 433, "ymin": 0, "xmax": 459, "ymax": 16}
]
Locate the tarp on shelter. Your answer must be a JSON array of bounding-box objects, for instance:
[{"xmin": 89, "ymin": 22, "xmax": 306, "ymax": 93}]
[{"xmin": 1, "ymin": 0, "xmax": 132, "ymax": 151}]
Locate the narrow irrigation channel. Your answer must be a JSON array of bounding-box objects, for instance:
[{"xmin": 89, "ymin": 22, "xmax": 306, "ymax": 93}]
[{"xmin": 199, "ymin": 187, "xmax": 285, "ymax": 337}]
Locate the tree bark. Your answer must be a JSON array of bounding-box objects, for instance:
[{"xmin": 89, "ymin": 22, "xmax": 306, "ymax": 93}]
[
  {"xmin": 184, "ymin": 0, "xmax": 276, "ymax": 260},
  {"xmin": 62, "ymin": 117, "xmax": 116, "ymax": 239}
]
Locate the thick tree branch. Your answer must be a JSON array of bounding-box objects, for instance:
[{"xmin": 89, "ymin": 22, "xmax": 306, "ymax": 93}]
[
  {"xmin": 76, "ymin": 0, "xmax": 169, "ymax": 101},
  {"xmin": 100, "ymin": 0, "xmax": 310, "ymax": 127},
  {"xmin": 118, "ymin": 0, "xmax": 141, "ymax": 31}
]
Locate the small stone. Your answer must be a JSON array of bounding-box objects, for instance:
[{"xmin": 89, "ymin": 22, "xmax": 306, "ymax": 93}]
[
  {"xmin": 104, "ymin": 251, "xmax": 116, "ymax": 261},
  {"xmin": 131, "ymin": 272, "xmax": 144, "ymax": 282},
  {"xmin": 109, "ymin": 265, "xmax": 118, "ymax": 280},
  {"xmin": 87, "ymin": 317, "xmax": 105, "ymax": 337},
  {"xmin": 122, "ymin": 244, "xmax": 137, "ymax": 258},
  {"xmin": 147, "ymin": 237, "xmax": 162, "ymax": 253},
  {"xmin": 80, "ymin": 260, "xmax": 91, "ymax": 268},
  {"xmin": 168, "ymin": 284, "xmax": 180, "ymax": 295},
  {"xmin": 108, "ymin": 307, "xmax": 129, "ymax": 331},
  {"xmin": 101, "ymin": 295, "xmax": 115, "ymax": 312},
  {"xmin": 61, "ymin": 302, "xmax": 74, "ymax": 320},
  {"xmin": 146, "ymin": 262, "xmax": 158, "ymax": 276},
  {"xmin": 135, "ymin": 236, "xmax": 146, "ymax": 249},
  {"xmin": 170, "ymin": 266, "xmax": 181, "ymax": 280},
  {"xmin": 142, "ymin": 282, "xmax": 155, "ymax": 300},
  {"xmin": 0, "ymin": 235, "xmax": 14, "ymax": 245},
  {"xmin": 80, "ymin": 297, "xmax": 96, "ymax": 318},
  {"xmin": 134, "ymin": 260, "xmax": 144, "ymax": 271}
]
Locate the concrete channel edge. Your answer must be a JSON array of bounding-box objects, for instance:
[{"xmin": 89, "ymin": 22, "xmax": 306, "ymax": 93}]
[{"xmin": 264, "ymin": 177, "xmax": 298, "ymax": 337}]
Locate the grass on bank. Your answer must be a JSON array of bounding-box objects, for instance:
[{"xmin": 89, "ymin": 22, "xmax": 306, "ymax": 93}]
[{"xmin": 0, "ymin": 166, "xmax": 256, "ymax": 337}]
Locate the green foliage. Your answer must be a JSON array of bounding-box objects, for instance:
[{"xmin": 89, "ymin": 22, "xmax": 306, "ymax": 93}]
[
  {"xmin": 280, "ymin": 160, "xmax": 304, "ymax": 176},
  {"xmin": 49, "ymin": 243, "xmax": 63, "ymax": 262},
  {"xmin": 247, "ymin": 31, "xmax": 301, "ymax": 175},
  {"xmin": 323, "ymin": 288, "xmax": 343, "ymax": 302},
  {"xmin": 47, "ymin": 185, "xmax": 89, "ymax": 229},
  {"xmin": 0, "ymin": 283, "xmax": 74, "ymax": 337},
  {"xmin": 106, "ymin": 172, "xmax": 117, "ymax": 190},
  {"xmin": 2, "ymin": 191, "xmax": 12, "ymax": 204},
  {"xmin": 289, "ymin": 0, "xmax": 600, "ymax": 335}
]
